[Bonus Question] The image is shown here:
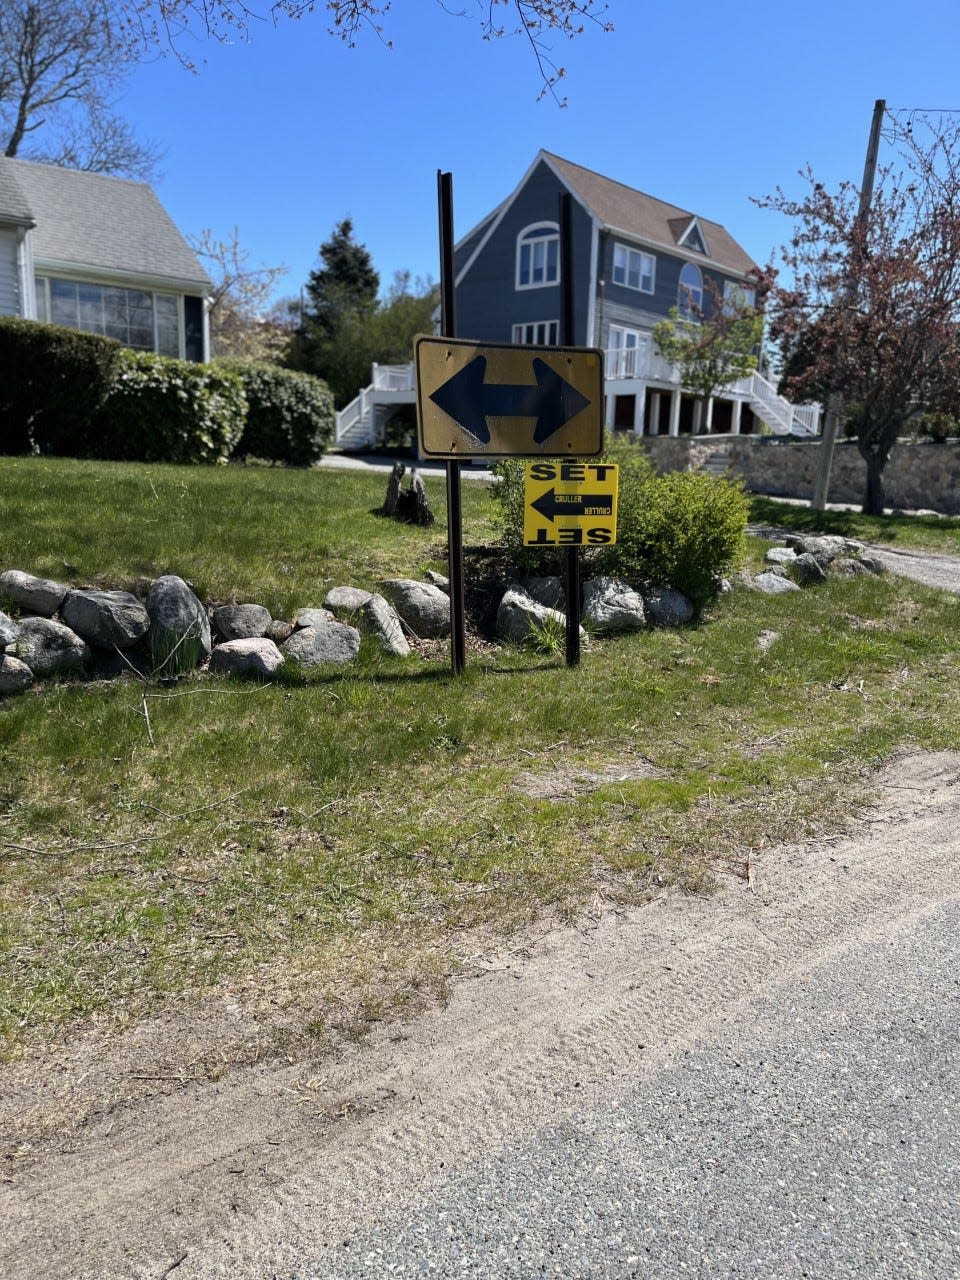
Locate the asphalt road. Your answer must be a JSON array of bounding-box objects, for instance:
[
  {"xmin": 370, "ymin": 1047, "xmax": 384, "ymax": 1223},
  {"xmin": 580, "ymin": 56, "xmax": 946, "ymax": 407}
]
[{"xmin": 306, "ymin": 898, "xmax": 960, "ymax": 1280}]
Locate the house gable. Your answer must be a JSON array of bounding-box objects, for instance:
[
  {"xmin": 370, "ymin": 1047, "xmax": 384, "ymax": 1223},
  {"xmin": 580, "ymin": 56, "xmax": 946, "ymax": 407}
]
[
  {"xmin": 454, "ymin": 154, "xmax": 595, "ymax": 345},
  {"xmin": 454, "ymin": 151, "xmax": 759, "ymax": 351}
]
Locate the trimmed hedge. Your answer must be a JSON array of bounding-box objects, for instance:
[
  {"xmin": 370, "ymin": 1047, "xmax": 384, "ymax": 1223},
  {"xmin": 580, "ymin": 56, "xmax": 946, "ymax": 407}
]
[
  {"xmin": 0, "ymin": 317, "xmax": 122, "ymax": 456},
  {"xmin": 219, "ymin": 361, "xmax": 335, "ymax": 465},
  {"xmin": 91, "ymin": 350, "xmax": 247, "ymax": 464}
]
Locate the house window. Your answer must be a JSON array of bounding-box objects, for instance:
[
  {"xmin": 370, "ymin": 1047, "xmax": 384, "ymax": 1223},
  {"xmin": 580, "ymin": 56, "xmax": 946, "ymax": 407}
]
[
  {"xmin": 678, "ymin": 263, "xmax": 703, "ymax": 316},
  {"xmin": 723, "ymin": 280, "xmax": 757, "ymax": 311},
  {"xmin": 512, "ymin": 320, "xmax": 559, "ymax": 345},
  {"xmin": 608, "ymin": 325, "xmax": 644, "ymax": 378},
  {"xmin": 34, "ymin": 276, "xmax": 183, "ymax": 357},
  {"xmin": 516, "ymin": 223, "xmax": 559, "ymax": 289},
  {"xmin": 612, "ymin": 245, "xmax": 655, "ymax": 294}
]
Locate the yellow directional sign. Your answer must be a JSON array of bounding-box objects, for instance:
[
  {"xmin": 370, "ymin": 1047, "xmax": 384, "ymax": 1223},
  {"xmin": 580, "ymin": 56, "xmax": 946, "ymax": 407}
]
[
  {"xmin": 415, "ymin": 334, "xmax": 604, "ymax": 459},
  {"xmin": 523, "ymin": 461, "xmax": 619, "ymax": 547}
]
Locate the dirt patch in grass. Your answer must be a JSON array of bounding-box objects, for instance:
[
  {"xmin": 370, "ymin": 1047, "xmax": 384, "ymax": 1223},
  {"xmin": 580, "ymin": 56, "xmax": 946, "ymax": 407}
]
[{"xmin": 512, "ymin": 757, "xmax": 670, "ymax": 799}]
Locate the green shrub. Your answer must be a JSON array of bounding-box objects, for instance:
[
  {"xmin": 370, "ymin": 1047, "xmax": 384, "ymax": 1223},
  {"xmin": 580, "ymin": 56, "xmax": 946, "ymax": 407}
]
[
  {"xmin": 218, "ymin": 361, "xmax": 334, "ymax": 466},
  {"xmin": 0, "ymin": 317, "xmax": 122, "ymax": 456},
  {"xmin": 912, "ymin": 410, "xmax": 958, "ymax": 442},
  {"xmin": 93, "ymin": 351, "xmax": 247, "ymax": 464},
  {"xmin": 492, "ymin": 435, "xmax": 748, "ymax": 606}
]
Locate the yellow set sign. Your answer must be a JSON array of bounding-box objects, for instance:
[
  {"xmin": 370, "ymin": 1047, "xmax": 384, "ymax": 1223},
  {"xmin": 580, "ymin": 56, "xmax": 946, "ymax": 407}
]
[{"xmin": 523, "ymin": 461, "xmax": 619, "ymax": 547}]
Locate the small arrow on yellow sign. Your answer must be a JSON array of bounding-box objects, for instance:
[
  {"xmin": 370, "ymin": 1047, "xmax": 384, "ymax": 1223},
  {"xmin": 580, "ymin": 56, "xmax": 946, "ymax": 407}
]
[{"xmin": 523, "ymin": 461, "xmax": 619, "ymax": 547}]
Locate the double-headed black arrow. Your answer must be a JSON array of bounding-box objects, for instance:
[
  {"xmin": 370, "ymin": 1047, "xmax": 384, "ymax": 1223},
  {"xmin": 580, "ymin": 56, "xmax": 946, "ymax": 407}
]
[
  {"xmin": 429, "ymin": 355, "xmax": 591, "ymax": 446},
  {"xmin": 530, "ymin": 487, "xmax": 614, "ymax": 523}
]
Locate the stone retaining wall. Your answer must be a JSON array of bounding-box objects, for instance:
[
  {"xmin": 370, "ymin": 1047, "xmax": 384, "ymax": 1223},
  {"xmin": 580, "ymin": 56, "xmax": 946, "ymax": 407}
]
[{"xmin": 640, "ymin": 436, "xmax": 960, "ymax": 515}]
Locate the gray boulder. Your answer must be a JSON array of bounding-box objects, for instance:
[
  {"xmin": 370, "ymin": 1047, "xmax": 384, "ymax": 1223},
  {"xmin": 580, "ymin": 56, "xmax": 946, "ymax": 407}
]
[
  {"xmin": 282, "ymin": 621, "xmax": 361, "ymax": 667},
  {"xmin": 379, "ymin": 579, "xmax": 450, "ymax": 639},
  {"xmin": 858, "ymin": 554, "xmax": 887, "ymax": 575},
  {"xmin": 0, "ymin": 654, "xmax": 34, "ymax": 694},
  {"xmin": 522, "ymin": 576, "xmax": 564, "ymax": 610},
  {"xmin": 765, "ymin": 547, "xmax": 797, "ymax": 566},
  {"xmin": 0, "ymin": 569, "xmax": 68, "ymax": 617},
  {"xmin": 583, "ymin": 577, "xmax": 646, "ymax": 632},
  {"xmin": 643, "ymin": 585, "xmax": 696, "ymax": 626},
  {"xmin": 423, "ymin": 570, "xmax": 450, "ymax": 589},
  {"xmin": 832, "ymin": 557, "xmax": 871, "ymax": 578},
  {"xmin": 212, "ymin": 603, "xmax": 272, "ymax": 641},
  {"xmin": 752, "ymin": 571, "xmax": 801, "ymax": 595},
  {"xmin": 15, "ymin": 616, "xmax": 91, "ymax": 675},
  {"xmin": 265, "ymin": 618, "xmax": 294, "ymax": 645},
  {"xmin": 0, "ymin": 609, "xmax": 20, "ymax": 649},
  {"xmin": 790, "ymin": 552, "xmax": 827, "ymax": 585},
  {"xmin": 790, "ymin": 534, "xmax": 861, "ymax": 567},
  {"xmin": 210, "ymin": 637, "xmax": 285, "ymax": 678},
  {"xmin": 61, "ymin": 588, "xmax": 150, "ymax": 649},
  {"xmin": 293, "ymin": 606, "xmax": 336, "ymax": 629},
  {"xmin": 360, "ymin": 594, "xmax": 410, "ymax": 657},
  {"xmin": 323, "ymin": 586, "xmax": 374, "ymax": 614},
  {"xmin": 496, "ymin": 585, "xmax": 585, "ymax": 645},
  {"xmin": 146, "ymin": 575, "xmax": 211, "ymax": 672}
]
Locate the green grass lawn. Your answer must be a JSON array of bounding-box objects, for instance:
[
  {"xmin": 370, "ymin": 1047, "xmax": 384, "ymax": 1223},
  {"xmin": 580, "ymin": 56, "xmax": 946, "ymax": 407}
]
[{"xmin": 3, "ymin": 458, "xmax": 960, "ymax": 1068}]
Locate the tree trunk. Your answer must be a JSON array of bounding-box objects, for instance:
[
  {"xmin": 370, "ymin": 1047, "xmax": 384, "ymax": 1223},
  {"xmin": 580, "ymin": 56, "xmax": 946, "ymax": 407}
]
[{"xmin": 861, "ymin": 450, "xmax": 886, "ymax": 516}]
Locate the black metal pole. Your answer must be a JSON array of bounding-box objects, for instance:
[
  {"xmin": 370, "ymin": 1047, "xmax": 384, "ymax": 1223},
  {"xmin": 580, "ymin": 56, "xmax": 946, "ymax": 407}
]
[
  {"xmin": 558, "ymin": 191, "xmax": 581, "ymax": 668},
  {"xmin": 438, "ymin": 170, "xmax": 467, "ymax": 675}
]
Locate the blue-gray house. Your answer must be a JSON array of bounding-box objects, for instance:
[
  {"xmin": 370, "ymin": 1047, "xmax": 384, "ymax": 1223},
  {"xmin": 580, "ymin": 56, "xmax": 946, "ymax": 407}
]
[{"xmin": 334, "ymin": 152, "xmax": 819, "ymax": 446}]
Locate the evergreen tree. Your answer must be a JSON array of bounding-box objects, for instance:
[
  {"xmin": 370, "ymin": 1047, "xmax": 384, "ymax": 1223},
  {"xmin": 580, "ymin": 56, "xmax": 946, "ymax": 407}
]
[{"xmin": 303, "ymin": 219, "xmax": 379, "ymax": 341}]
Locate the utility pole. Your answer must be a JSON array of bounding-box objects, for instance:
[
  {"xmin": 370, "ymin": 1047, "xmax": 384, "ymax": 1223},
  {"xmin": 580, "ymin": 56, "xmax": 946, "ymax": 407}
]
[{"xmin": 811, "ymin": 98, "xmax": 886, "ymax": 511}]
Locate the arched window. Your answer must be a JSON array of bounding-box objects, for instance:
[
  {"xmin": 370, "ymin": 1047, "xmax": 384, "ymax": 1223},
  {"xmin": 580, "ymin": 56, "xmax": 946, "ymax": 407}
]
[
  {"xmin": 678, "ymin": 262, "xmax": 703, "ymax": 316},
  {"xmin": 516, "ymin": 223, "xmax": 559, "ymax": 289}
]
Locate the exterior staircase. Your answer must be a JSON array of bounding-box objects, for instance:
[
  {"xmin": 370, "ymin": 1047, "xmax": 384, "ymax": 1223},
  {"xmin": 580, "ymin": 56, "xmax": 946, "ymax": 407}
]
[
  {"xmin": 744, "ymin": 372, "xmax": 820, "ymax": 436},
  {"xmin": 335, "ymin": 363, "xmax": 417, "ymax": 449}
]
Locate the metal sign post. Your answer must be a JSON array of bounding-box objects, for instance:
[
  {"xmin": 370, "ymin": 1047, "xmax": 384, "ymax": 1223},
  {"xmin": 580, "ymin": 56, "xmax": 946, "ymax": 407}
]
[
  {"xmin": 437, "ymin": 170, "xmax": 466, "ymax": 676},
  {"xmin": 558, "ymin": 191, "xmax": 581, "ymax": 667}
]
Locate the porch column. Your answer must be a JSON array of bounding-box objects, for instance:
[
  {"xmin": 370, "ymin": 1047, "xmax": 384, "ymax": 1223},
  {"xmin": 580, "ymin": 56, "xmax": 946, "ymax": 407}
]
[
  {"xmin": 605, "ymin": 394, "xmax": 616, "ymax": 432},
  {"xmin": 633, "ymin": 387, "xmax": 646, "ymax": 434},
  {"xmin": 704, "ymin": 397, "xmax": 715, "ymax": 434},
  {"xmin": 668, "ymin": 389, "xmax": 681, "ymax": 437},
  {"xmin": 649, "ymin": 391, "xmax": 661, "ymax": 437},
  {"xmin": 731, "ymin": 399, "xmax": 743, "ymax": 435}
]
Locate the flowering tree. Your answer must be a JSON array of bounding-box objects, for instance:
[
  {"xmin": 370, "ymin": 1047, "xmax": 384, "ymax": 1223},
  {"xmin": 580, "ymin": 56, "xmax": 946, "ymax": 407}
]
[
  {"xmin": 758, "ymin": 112, "xmax": 960, "ymax": 515},
  {"xmin": 189, "ymin": 227, "xmax": 288, "ymax": 361},
  {"xmin": 652, "ymin": 279, "xmax": 764, "ymax": 432},
  {"xmin": 134, "ymin": 0, "xmax": 612, "ymax": 101}
]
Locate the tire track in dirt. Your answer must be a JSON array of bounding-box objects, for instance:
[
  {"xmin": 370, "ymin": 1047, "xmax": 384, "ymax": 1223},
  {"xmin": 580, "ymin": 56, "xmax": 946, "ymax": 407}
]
[{"xmin": 5, "ymin": 751, "xmax": 960, "ymax": 1279}]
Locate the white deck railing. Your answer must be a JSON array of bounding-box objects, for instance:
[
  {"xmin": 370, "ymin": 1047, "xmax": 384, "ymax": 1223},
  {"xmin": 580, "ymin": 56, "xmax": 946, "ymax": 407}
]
[{"xmin": 371, "ymin": 362, "xmax": 416, "ymax": 392}]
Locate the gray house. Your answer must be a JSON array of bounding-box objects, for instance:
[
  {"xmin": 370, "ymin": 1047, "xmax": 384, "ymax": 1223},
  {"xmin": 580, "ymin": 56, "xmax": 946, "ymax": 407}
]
[
  {"xmin": 335, "ymin": 152, "xmax": 819, "ymax": 448},
  {"xmin": 0, "ymin": 157, "xmax": 210, "ymax": 362}
]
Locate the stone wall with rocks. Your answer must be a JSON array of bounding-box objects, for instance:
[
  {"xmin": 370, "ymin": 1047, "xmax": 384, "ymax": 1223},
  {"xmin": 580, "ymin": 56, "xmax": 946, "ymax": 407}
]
[
  {"xmin": 641, "ymin": 436, "xmax": 960, "ymax": 515},
  {"xmin": 0, "ymin": 563, "xmax": 700, "ymax": 698}
]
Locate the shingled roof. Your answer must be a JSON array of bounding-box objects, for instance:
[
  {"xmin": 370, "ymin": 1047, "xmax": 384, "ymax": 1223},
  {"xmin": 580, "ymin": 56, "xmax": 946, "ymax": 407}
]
[
  {"xmin": 542, "ymin": 151, "xmax": 757, "ymax": 277},
  {"xmin": 0, "ymin": 160, "xmax": 35, "ymax": 228},
  {"xmin": 0, "ymin": 158, "xmax": 209, "ymax": 289}
]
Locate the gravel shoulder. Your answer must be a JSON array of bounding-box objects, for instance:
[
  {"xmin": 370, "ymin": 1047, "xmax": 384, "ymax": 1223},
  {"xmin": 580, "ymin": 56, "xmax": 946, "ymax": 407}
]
[{"xmin": 5, "ymin": 749, "xmax": 960, "ymax": 1279}]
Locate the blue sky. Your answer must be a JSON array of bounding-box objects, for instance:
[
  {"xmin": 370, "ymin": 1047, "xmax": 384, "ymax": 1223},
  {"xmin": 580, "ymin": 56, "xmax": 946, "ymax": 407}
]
[{"xmin": 119, "ymin": 0, "xmax": 960, "ymax": 306}]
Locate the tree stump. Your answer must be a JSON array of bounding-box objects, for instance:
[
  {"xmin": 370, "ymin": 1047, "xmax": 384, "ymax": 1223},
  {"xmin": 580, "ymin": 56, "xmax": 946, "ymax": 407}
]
[
  {"xmin": 383, "ymin": 464, "xmax": 435, "ymax": 526},
  {"xmin": 381, "ymin": 460, "xmax": 405, "ymax": 516}
]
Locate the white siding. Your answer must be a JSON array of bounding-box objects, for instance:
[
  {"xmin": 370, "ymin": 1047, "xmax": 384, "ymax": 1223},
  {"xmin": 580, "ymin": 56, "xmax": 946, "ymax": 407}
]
[{"xmin": 0, "ymin": 228, "xmax": 20, "ymax": 315}]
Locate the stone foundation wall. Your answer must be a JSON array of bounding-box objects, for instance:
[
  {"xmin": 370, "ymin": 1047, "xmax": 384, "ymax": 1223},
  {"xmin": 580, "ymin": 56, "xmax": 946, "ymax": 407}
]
[{"xmin": 640, "ymin": 436, "xmax": 960, "ymax": 515}]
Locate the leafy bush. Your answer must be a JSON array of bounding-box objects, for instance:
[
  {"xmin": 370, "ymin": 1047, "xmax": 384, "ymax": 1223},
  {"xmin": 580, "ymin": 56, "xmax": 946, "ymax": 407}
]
[
  {"xmin": 93, "ymin": 351, "xmax": 247, "ymax": 464},
  {"xmin": 911, "ymin": 410, "xmax": 958, "ymax": 442},
  {"xmin": 492, "ymin": 435, "xmax": 748, "ymax": 606},
  {"xmin": 219, "ymin": 361, "xmax": 335, "ymax": 465},
  {"xmin": 0, "ymin": 317, "xmax": 122, "ymax": 456}
]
